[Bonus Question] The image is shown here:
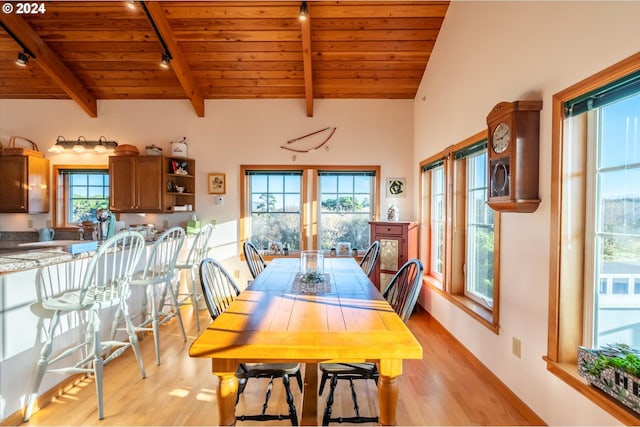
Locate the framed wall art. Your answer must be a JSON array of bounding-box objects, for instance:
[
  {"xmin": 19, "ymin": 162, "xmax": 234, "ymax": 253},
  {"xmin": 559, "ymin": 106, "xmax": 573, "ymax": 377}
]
[
  {"xmin": 386, "ymin": 177, "xmax": 406, "ymax": 198},
  {"xmin": 208, "ymin": 173, "xmax": 226, "ymax": 194}
]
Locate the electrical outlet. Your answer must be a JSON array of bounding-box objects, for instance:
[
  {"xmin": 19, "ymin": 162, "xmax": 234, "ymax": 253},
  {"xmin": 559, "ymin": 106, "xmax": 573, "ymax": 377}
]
[
  {"xmin": 27, "ymin": 219, "xmax": 33, "ymax": 229},
  {"xmin": 210, "ymin": 219, "xmax": 216, "ymax": 228},
  {"xmin": 512, "ymin": 337, "xmax": 522, "ymax": 358},
  {"xmin": 162, "ymin": 220, "xmax": 169, "ymax": 229},
  {"xmin": 233, "ymin": 269, "xmax": 240, "ymax": 279},
  {"xmin": 46, "ymin": 219, "xmax": 51, "ymax": 227}
]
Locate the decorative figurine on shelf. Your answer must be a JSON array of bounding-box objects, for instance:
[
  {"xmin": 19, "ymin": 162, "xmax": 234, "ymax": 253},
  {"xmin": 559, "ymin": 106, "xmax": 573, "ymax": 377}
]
[
  {"xmin": 283, "ymin": 246, "xmax": 289, "ymax": 256},
  {"xmin": 387, "ymin": 204, "xmax": 399, "ymax": 221}
]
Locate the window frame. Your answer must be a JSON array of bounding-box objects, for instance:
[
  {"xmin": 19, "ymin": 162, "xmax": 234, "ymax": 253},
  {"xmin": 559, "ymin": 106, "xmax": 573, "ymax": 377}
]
[
  {"xmin": 52, "ymin": 164, "xmax": 109, "ymax": 229},
  {"xmin": 546, "ymin": 52, "xmax": 640, "ymax": 424},
  {"xmin": 419, "ymin": 131, "xmax": 502, "ymax": 333},
  {"xmin": 240, "ymin": 164, "xmax": 380, "ymax": 258}
]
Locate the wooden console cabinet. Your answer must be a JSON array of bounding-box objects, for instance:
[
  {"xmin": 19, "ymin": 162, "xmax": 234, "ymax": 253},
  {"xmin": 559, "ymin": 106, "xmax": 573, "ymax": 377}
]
[
  {"xmin": 0, "ymin": 155, "xmax": 50, "ymax": 213},
  {"xmin": 369, "ymin": 221, "xmax": 418, "ymax": 290}
]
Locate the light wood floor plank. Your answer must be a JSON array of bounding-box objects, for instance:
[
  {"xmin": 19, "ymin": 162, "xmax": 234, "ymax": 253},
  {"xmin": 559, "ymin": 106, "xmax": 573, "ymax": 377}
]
[{"xmin": 14, "ymin": 306, "xmax": 545, "ymax": 426}]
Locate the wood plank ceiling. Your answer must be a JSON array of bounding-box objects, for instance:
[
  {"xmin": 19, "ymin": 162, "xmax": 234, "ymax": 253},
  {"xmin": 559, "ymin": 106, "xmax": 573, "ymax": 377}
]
[{"xmin": 0, "ymin": 1, "xmax": 449, "ymax": 117}]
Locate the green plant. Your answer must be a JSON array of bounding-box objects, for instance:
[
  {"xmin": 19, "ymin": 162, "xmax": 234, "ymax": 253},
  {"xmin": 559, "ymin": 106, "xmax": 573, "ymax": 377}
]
[{"xmin": 586, "ymin": 343, "xmax": 640, "ymax": 378}]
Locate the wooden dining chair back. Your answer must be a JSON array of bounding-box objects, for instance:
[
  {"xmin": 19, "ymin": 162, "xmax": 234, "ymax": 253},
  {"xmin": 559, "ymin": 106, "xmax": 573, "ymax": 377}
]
[
  {"xmin": 130, "ymin": 226, "xmax": 186, "ymax": 365},
  {"xmin": 319, "ymin": 258, "xmax": 424, "ymax": 426},
  {"xmin": 243, "ymin": 241, "xmax": 267, "ymax": 279},
  {"xmin": 358, "ymin": 240, "xmax": 380, "ymax": 277},
  {"xmin": 24, "ymin": 231, "xmax": 147, "ymax": 421},
  {"xmin": 199, "ymin": 258, "xmax": 303, "ymax": 425}
]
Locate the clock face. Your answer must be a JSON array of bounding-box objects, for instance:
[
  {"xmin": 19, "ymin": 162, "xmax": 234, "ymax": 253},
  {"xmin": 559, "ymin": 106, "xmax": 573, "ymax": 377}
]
[{"xmin": 492, "ymin": 122, "xmax": 511, "ymax": 154}]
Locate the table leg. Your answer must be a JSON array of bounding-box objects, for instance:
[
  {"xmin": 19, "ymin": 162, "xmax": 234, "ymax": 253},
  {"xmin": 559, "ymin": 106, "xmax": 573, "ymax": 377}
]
[
  {"xmin": 212, "ymin": 360, "xmax": 238, "ymax": 426},
  {"xmin": 378, "ymin": 359, "xmax": 402, "ymax": 426},
  {"xmin": 301, "ymin": 362, "xmax": 318, "ymax": 426}
]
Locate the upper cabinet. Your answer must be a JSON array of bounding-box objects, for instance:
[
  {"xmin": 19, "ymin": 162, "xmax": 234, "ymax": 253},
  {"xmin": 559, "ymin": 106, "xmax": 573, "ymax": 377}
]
[
  {"xmin": 0, "ymin": 155, "xmax": 50, "ymax": 213},
  {"xmin": 109, "ymin": 156, "xmax": 163, "ymax": 213},
  {"xmin": 109, "ymin": 155, "xmax": 195, "ymax": 214}
]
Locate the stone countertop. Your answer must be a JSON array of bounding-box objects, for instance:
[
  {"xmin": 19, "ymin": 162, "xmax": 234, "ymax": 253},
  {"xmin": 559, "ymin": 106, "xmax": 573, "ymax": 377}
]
[{"xmin": 0, "ymin": 248, "xmax": 76, "ymax": 274}]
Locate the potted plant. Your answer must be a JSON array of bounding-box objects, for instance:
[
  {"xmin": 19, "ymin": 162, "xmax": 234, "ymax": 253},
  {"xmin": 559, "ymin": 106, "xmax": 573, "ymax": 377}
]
[{"xmin": 578, "ymin": 343, "xmax": 640, "ymax": 414}]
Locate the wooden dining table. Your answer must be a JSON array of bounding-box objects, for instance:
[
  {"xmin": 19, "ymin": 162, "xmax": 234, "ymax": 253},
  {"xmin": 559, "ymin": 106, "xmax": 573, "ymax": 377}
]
[{"xmin": 189, "ymin": 257, "xmax": 423, "ymax": 426}]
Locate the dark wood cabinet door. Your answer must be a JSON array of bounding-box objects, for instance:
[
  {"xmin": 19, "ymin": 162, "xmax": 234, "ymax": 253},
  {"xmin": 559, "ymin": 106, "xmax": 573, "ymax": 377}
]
[
  {"xmin": 135, "ymin": 156, "xmax": 162, "ymax": 212},
  {"xmin": 0, "ymin": 156, "xmax": 49, "ymax": 213},
  {"xmin": 109, "ymin": 157, "xmax": 135, "ymax": 212}
]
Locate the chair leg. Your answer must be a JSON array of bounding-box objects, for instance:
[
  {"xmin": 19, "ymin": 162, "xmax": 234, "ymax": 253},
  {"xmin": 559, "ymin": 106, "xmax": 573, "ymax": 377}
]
[
  {"xmin": 189, "ymin": 268, "xmax": 201, "ymax": 331},
  {"xmin": 23, "ymin": 311, "xmax": 61, "ymax": 421},
  {"xmin": 149, "ymin": 285, "xmax": 161, "ymax": 365},
  {"xmin": 282, "ymin": 374, "xmax": 299, "ymax": 426},
  {"xmin": 121, "ymin": 299, "xmax": 146, "ymax": 379},
  {"xmin": 322, "ymin": 374, "xmax": 339, "ymax": 426},
  {"xmin": 318, "ymin": 371, "xmax": 329, "ymax": 395},
  {"xmin": 294, "ymin": 369, "xmax": 304, "ymax": 392},
  {"xmin": 166, "ymin": 281, "xmax": 187, "ymax": 341},
  {"xmin": 88, "ymin": 310, "xmax": 105, "ymax": 420}
]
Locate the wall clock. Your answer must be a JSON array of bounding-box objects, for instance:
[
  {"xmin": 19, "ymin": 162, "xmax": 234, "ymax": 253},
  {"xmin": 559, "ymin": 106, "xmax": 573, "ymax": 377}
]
[{"xmin": 486, "ymin": 100, "xmax": 542, "ymax": 212}]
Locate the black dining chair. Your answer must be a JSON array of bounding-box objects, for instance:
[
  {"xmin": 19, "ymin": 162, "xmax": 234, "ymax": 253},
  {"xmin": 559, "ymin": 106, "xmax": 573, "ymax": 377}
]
[
  {"xmin": 318, "ymin": 258, "xmax": 424, "ymax": 426},
  {"xmin": 358, "ymin": 240, "xmax": 380, "ymax": 278},
  {"xmin": 199, "ymin": 257, "xmax": 303, "ymax": 425},
  {"xmin": 243, "ymin": 241, "xmax": 267, "ymax": 279}
]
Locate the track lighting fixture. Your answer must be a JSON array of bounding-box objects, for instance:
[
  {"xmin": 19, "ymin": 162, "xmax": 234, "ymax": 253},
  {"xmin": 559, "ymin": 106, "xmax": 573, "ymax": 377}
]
[
  {"xmin": 160, "ymin": 52, "xmax": 172, "ymax": 69},
  {"xmin": 299, "ymin": 1, "xmax": 308, "ymax": 21},
  {"xmin": 49, "ymin": 136, "xmax": 118, "ymax": 154},
  {"xmin": 16, "ymin": 51, "xmax": 30, "ymax": 67}
]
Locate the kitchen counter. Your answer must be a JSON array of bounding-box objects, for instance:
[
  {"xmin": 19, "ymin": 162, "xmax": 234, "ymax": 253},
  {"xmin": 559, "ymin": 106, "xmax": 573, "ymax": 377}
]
[{"xmin": 0, "ymin": 241, "xmax": 99, "ymax": 274}]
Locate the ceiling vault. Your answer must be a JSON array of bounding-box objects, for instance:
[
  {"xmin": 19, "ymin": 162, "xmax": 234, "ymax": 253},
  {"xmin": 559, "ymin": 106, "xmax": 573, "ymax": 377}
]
[
  {"xmin": 0, "ymin": 14, "xmax": 97, "ymax": 117},
  {"xmin": 143, "ymin": 1, "xmax": 205, "ymax": 118},
  {"xmin": 300, "ymin": 2, "xmax": 314, "ymax": 117}
]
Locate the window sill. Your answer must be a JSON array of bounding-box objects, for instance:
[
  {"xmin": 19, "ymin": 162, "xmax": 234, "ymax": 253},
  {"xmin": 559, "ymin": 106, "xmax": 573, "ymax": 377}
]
[
  {"xmin": 424, "ymin": 276, "xmax": 499, "ymax": 334},
  {"xmin": 544, "ymin": 358, "xmax": 640, "ymax": 425}
]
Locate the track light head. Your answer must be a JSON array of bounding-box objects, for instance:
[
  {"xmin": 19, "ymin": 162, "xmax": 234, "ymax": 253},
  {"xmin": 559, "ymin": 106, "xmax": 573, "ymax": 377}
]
[
  {"xmin": 16, "ymin": 51, "xmax": 29, "ymax": 66},
  {"xmin": 160, "ymin": 52, "xmax": 171, "ymax": 68},
  {"xmin": 299, "ymin": 1, "xmax": 308, "ymax": 21}
]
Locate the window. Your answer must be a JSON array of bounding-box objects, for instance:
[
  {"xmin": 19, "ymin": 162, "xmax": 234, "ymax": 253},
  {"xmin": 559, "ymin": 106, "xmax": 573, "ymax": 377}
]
[
  {"xmin": 547, "ymin": 53, "xmax": 640, "ymax": 422},
  {"xmin": 244, "ymin": 169, "xmax": 303, "ymax": 251},
  {"xmin": 53, "ymin": 165, "xmax": 109, "ymax": 228},
  {"xmin": 318, "ymin": 171, "xmax": 375, "ymax": 250},
  {"xmin": 241, "ymin": 165, "xmax": 379, "ymax": 255},
  {"xmin": 419, "ymin": 132, "xmax": 501, "ymax": 332}
]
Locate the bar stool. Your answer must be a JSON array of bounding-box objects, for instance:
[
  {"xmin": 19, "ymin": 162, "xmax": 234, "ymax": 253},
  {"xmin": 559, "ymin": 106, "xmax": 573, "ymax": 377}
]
[
  {"xmin": 171, "ymin": 223, "xmax": 213, "ymax": 331},
  {"xmin": 130, "ymin": 226, "xmax": 186, "ymax": 365},
  {"xmin": 24, "ymin": 231, "xmax": 147, "ymax": 421}
]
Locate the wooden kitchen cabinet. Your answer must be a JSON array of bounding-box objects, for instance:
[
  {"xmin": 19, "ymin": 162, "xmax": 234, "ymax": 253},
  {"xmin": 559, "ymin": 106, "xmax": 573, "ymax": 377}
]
[
  {"xmin": 369, "ymin": 221, "xmax": 418, "ymax": 290},
  {"xmin": 109, "ymin": 155, "xmax": 163, "ymax": 213},
  {"xmin": 163, "ymin": 156, "xmax": 195, "ymax": 213},
  {"xmin": 0, "ymin": 155, "xmax": 49, "ymax": 213}
]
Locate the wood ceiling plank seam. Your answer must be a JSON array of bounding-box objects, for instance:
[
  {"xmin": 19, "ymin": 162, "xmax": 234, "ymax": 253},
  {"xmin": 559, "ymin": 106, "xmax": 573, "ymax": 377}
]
[
  {"xmin": 143, "ymin": 1, "xmax": 205, "ymax": 117},
  {"xmin": 0, "ymin": 13, "xmax": 97, "ymax": 117}
]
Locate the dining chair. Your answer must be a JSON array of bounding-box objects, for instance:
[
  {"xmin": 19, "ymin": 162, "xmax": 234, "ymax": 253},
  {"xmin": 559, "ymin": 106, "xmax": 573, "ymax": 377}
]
[
  {"xmin": 358, "ymin": 240, "xmax": 380, "ymax": 278},
  {"xmin": 318, "ymin": 258, "xmax": 424, "ymax": 426},
  {"xmin": 130, "ymin": 226, "xmax": 186, "ymax": 365},
  {"xmin": 243, "ymin": 241, "xmax": 267, "ymax": 279},
  {"xmin": 24, "ymin": 231, "xmax": 147, "ymax": 421},
  {"xmin": 199, "ymin": 257, "xmax": 303, "ymax": 425},
  {"xmin": 172, "ymin": 223, "xmax": 213, "ymax": 332}
]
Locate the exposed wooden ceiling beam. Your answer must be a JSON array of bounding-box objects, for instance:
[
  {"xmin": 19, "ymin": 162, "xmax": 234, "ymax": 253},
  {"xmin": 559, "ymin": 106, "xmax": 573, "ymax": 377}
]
[
  {"xmin": 300, "ymin": 3, "xmax": 314, "ymax": 117},
  {"xmin": 0, "ymin": 14, "xmax": 97, "ymax": 117},
  {"xmin": 143, "ymin": 1, "xmax": 205, "ymax": 118}
]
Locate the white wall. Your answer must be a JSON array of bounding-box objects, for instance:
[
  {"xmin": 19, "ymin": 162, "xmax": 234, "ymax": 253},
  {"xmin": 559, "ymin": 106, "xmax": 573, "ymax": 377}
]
[
  {"xmin": 413, "ymin": 1, "xmax": 640, "ymax": 425},
  {"xmin": 0, "ymin": 98, "xmax": 414, "ymax": 284}
]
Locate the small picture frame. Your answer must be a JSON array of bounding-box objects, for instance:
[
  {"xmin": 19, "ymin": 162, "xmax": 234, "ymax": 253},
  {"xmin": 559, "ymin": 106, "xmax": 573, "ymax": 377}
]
[
  {"xmin": 386, "ymin": 177, "xmax": 406, "ymax": 198},
  {"xmin": 208, "ymin": 173, "xmax": 226, "ymax": 194}
]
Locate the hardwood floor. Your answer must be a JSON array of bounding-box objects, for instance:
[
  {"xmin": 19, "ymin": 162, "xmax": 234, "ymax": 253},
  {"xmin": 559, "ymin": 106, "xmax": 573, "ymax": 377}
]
[{"xmin": 15, "ymin": 306, "xmax": 545, "ymax": 426}]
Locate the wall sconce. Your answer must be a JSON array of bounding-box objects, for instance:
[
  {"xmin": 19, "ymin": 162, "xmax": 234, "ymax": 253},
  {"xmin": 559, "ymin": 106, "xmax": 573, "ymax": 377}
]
[
  {"xmin": 299, "ymin": 1, "xmax": 308, "ymax": 21},
  {"xmin": 48, "ymin": 136, "xmax": 118, "ymax": 153}
]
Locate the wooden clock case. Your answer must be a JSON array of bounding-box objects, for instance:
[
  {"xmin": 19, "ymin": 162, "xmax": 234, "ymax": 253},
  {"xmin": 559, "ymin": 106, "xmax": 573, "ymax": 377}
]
[{"xmin": 486, "ymin": 100, "xmax": 542, "ymax": 213}]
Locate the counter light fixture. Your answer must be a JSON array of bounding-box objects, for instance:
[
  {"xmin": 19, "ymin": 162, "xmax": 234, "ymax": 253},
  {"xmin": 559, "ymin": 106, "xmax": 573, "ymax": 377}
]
[{"xmin": 49, "ymin": 136, "xmax": 118, "ymax": 154}]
